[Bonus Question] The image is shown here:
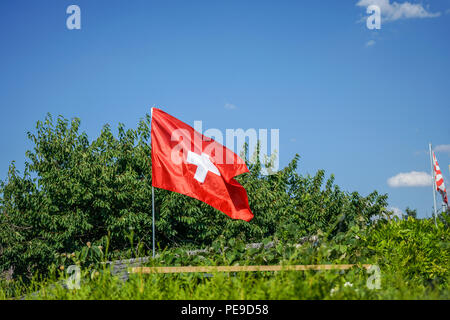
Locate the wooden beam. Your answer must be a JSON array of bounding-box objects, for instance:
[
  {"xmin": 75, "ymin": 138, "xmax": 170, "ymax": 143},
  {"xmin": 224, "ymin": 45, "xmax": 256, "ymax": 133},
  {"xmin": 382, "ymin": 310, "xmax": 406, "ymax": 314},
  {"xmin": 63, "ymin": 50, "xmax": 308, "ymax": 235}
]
[{"xmin": 130, "ymin": 264, "xmax": 372, "ymax": 274}]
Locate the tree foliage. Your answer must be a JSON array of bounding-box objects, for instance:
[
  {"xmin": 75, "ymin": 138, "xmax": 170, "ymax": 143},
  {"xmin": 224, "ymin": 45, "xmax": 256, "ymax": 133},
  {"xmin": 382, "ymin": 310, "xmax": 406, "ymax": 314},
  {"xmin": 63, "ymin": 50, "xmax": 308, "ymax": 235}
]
[
  {"xmin": 0, "ymin": 114, "xmax": 389, "ymax": 279},
  {"xmin": 405, "ymin": 207, "xmax": 417, "ymax": 219}
]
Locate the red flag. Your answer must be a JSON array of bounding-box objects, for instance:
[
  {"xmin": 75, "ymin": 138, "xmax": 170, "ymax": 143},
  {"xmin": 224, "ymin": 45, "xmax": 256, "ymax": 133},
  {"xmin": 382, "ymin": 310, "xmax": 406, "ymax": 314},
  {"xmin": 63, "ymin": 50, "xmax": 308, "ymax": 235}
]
[{"xmin": 151, "ymin": 108, "xmax": 254, "ymax": 221}]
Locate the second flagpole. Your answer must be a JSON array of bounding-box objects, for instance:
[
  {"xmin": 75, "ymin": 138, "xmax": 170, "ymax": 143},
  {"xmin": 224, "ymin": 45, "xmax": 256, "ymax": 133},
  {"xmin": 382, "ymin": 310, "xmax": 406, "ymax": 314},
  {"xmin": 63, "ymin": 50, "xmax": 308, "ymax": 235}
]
[{"xmin": 429, "ymin": 143, "xmax": 438, "ymax": 227}]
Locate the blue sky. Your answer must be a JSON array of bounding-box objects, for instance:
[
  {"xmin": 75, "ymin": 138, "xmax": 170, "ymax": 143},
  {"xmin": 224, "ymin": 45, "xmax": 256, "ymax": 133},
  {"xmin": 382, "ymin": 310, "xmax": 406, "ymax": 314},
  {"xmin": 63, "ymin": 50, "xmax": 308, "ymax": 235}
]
[{"xmin": 0, "ymin": 0, "xmax": 449, "ymax": 218}]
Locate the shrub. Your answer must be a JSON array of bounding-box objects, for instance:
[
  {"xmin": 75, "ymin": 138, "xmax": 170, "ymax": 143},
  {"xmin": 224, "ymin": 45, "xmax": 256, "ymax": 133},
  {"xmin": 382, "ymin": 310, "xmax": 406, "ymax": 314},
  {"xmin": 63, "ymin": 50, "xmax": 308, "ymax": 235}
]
[{"xmin": 0, "ymin": 114, "xmax": 388, "ymax": 279}]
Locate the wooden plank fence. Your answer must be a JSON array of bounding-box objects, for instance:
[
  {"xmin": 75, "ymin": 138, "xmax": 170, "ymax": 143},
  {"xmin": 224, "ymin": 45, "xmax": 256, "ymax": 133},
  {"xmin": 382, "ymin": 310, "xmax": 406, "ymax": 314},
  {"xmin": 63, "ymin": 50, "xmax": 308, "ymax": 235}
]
[{"xmin": 130, "ymin": 264, "xmax": 372, "ymax": 274}]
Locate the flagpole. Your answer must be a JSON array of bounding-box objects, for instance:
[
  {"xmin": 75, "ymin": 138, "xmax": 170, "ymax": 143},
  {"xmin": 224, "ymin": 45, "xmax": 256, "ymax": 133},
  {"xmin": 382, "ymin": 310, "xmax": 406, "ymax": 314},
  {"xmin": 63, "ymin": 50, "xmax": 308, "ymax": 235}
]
[
  {"xmin": 152, "ymin": 186, "xmax": 155, "ymax": 258},
  {"xmin": 150, "ymin": 106, "xmax": 156, "ymax": 258},
  {"xmin": 448, "ymin": 164, "xmax": 450, "ymax": 213},
  {"xmin": 429, "ymin": 143, "xmax": 438, "ymax": 227}
]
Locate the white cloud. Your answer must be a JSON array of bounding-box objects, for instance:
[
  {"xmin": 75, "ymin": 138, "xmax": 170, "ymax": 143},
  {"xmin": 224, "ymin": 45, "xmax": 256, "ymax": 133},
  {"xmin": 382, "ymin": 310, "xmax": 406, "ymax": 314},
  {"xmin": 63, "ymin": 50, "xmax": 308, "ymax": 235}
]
[
  {"xmin": 435, "ymin": 144, "xmax": 450, "ymax": 153},
  {"xmin": 366, "ymin": 40, "xmax": 376, "ymax": 47},
  {"xmin": 357, "ymin": 0, "xmax": 441, "ymax": 21},
  {"xmin": 387, "ymin": 171, "xmax": 432, "ymax": 187},
  {"xmin": 224, "ymin": 103, "xmax": 237, "ymax": 110}
]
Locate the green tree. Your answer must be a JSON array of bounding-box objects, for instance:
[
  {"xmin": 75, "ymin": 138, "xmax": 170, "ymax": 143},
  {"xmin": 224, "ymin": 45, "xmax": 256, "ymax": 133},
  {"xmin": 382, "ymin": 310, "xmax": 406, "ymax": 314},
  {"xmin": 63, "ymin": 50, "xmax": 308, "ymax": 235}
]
[
  {"xmin": 405, "ymin": 207, "xmax": 417, "ymax": 219},
  {"xmin": 0, "ymin": 114, "xmax": 389, "ymax": 279}
]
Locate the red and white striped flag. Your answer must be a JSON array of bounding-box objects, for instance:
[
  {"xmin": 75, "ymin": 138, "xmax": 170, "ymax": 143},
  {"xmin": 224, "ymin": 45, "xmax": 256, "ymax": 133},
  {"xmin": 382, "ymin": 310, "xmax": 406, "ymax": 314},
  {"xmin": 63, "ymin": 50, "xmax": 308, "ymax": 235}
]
[{"xmin": 433, "ymin": 152, "xmax": 448, "ymax": 205}]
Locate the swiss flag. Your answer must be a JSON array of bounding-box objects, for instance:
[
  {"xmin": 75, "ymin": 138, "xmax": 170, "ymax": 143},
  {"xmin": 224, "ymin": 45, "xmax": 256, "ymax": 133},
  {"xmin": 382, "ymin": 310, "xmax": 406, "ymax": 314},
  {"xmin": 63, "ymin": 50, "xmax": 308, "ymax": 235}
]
[{"xmin": 151, "ymin": 108, "xmax": 254, "ymax": 221}]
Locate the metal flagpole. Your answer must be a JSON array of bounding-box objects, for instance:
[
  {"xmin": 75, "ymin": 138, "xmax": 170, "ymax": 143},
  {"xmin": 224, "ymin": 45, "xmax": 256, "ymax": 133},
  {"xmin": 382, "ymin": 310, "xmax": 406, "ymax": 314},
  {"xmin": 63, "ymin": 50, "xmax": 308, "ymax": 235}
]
[
  {"xmin": 448, "ymin": 165, "xmax": 450, "ymax": 213},
  {"xmin": 447, "ymin": 166, "xmax": 450, "ymax": 214},
  {"xmin": 151, "ymin": 106, "xmax": 156, "ymax": 258},
  {"xmin": 152, "ymin": 186, "xmax": 155, "ymax": 258},
  {"xmin": 429, "ymin": 143, "xmax": 438, "ymax": 227}
]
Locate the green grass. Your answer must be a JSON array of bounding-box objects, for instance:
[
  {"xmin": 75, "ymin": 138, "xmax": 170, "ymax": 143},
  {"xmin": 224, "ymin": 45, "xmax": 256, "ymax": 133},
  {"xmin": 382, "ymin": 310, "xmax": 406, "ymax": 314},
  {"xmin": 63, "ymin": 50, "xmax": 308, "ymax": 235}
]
[
  {"xmin": 1, "ymin": 216, "xmax": 449, "ymax": 300},
  {"xmin": 1, "ymin": 263, "xmax": 448, "ymax": 300}
]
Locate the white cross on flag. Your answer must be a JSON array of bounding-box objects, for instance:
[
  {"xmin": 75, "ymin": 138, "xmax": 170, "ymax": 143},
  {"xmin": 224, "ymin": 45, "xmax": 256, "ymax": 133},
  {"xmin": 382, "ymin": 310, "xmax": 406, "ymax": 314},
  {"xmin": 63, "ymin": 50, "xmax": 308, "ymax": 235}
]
[{"xmin": 186, "ymin": 151, "xmax": 221, "ymax": 183}]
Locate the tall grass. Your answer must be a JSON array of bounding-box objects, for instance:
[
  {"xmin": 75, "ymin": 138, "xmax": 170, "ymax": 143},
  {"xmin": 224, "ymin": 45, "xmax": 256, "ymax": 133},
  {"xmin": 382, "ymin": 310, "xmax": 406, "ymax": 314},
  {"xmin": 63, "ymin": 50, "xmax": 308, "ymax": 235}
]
[
  {"xmin": 2, "ymin": 266, "xmax": 448, "ymax": 300},
  {"xmin": 1, "ymin": 216, "xmax": 449, "ymax": 300}
]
